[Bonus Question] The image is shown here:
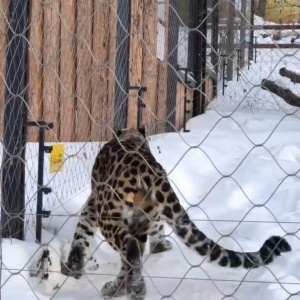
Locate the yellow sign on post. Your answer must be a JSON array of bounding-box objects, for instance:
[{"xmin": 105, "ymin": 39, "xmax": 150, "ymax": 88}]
[{"xmin": 49, "ymin": 144, "xmax": 65, "ymax": 173}]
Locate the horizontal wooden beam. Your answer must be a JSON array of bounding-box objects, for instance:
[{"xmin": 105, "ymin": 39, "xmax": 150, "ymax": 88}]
[
  {"xmin": 206, "ymin": 24, "xmax": 300, "ymax": 31},
  {"xmin": 254, "ymin": 25, "xmax": 300, "ymax": 30},
  {"xmin": 255, "ymin": 43, "xmax": 300, "ymax": 48}
]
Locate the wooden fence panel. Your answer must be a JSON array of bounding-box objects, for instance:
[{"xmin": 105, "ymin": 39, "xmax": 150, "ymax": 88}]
[
  {"xmin": 106, "ymin": 0, "xmax": 118, "ymax": 140},
  {"xmin": 127, "ymin": 0, "xmax": 144, "ymax": 129},
  {"xmin": 76, "ymin": 0, "xmax": 92, "ymax": 142},
  {"xmin": 175, "ymin": 81, "xmax": 194, "ymax": 130},
  {"xmin": 27, "ymin": 0, "xmax": 43, "ymax": 142},
  {"xmin": 1, "ymin": 0, "xmax": 191, "ymax": 141},
  {"xmin": 141, "ymin": 0, "xmax": 158, "ymax": 134},
  {"xmin": 91, "ymin": 0, "xmax": 110, "ymax": 141},
  {"xmin": 155, "ymin": 0, "xmax": 169, "ymax": 133},
  {"xmin": 205, "ymin": 77, "xmax": 213, "ymax": 107},
  {"xmin": 60, "ymin": 0, "xmax": 76, "ymax": 142},
  {"xmin": 0, "ymin": 0, "xmax": 8, "ymax": 138},
  {"xmin": 43, "ymin": 0, "xmax": 60, "ymax": 142},
  {"xmin": 155, "ymin": 65, "xmax": 168, "ymax": 133}
]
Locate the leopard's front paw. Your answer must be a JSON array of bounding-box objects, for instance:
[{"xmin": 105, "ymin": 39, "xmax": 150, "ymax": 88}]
[
  {"xmin": 150, "ymin": 239, "xmax": 172, "ymax": 254},
  {"xmin": 127, "ymin": 276, "xmax": 146, "ymax": 300},
  {"xmin": 61, "ymin": 245, "xmax": 84, "ymax": 279},
  {"xmin": 101, "ymin": 277, "xmax": 126, "ymax": 297}
]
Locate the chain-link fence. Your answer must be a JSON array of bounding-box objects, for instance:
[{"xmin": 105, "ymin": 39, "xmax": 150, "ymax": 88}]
[{"xmin": 1, "ymin": 0, "xmax": 300, "ymax": 299}]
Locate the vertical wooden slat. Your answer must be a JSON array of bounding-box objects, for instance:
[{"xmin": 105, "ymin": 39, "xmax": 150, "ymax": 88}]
[
  {"xmin": 91, "ymin": 0, "xmax": 110, "ymax": 141},
  {"xmin": 127, "ymin": 0, "xmax": 144, "ymax": 129},
  {"xmin": 0, "ymin": 0, "xmax": 8, "ymax": 138},
  {"xmin": 27, "ymin": 0, "xmax": 43, "ymax": 142},
  {"xmin": 106, "ymin": 0, "xmax": 118, "ymax": 139},
  {"xmin": 60, "ymin": 0, "xmax": 76, "ymax": 142},
  {"xmin": 205, "ymin": 76, "xmax": 213, "ymax": 106},
  {"xmin": 76, "ymin": 0, "xmax": 92, "ymax": 142},
  {"xmin": 141, "ymin": 0, "xmax": 158, "ymax": 133},
  {"xmin": 43, "ymin": 0, "xmax": 60, "ymax": 141},
  {"xmin": 176, "ymin": 82, "xmax": 194, "ymax": 130},
  {"xmin": 155, "ymin": 63, "xmax": 167, "ymax": 133},
  {"xmin": 155, "ymin": 0, "xmax": 169, "ymax": 133}
]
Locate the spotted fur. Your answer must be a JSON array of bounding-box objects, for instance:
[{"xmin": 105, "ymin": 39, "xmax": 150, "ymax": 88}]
[{"xmin": 62, "ymin": 128, "xmax": 291, "ymax": 299}]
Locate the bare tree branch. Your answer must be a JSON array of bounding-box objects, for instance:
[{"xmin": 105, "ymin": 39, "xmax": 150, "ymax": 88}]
[
  {"xmin": 279, "ymin": 67, "xmax": 300, "ymax": 84},
  {"xmin": 261, "ymin": 79, "xmax": 300, "ymax": 107}
]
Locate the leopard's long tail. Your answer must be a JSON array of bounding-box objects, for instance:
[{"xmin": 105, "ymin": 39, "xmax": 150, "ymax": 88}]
[
  {"xmin": 146, "ymin": 176, "xmax": 292, "ymax": 269},
  {"xmin": 168, "ymin": 210, "xmax": 291, "ymax": 268}
]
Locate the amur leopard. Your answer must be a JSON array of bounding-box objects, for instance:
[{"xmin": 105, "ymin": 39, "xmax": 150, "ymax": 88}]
[{"xmin": 62, "ymin": 128, "xmax": 291, "ymax": 300}]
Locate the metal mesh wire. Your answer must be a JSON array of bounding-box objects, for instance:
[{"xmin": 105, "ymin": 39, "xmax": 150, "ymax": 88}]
[{"xmin": 1, "ymin": 0, "xmax": 300, "ymax": 299}]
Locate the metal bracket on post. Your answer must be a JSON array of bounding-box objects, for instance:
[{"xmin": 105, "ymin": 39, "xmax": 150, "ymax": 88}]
[
  {"xmin": 236, "ymin": 49, "xmax": 241, "ymax": 81},
  {"xmin": 129, "ymin": 86, "xmax": 147, "ymax": 129},
  {"xmin": 254, "ymin": 36, "xmax": 258, "ymax": 63},
  {"xmin": 26, "ymin": 121, "xmax": 53, "ymax": 244},
  {"xmin": 250, "ymin": 0, "xmax": 255, "ymax": 63},
  {"xmin": 177, "ymin": 66, "xmax": 192, "ymax": 132},
  {"xmin": 221, "ymin": 55, "xmax": 228, "ymax": 95}
]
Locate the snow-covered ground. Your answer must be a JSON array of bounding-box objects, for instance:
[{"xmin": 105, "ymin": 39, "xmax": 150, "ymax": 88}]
[
  {"xmin": 2, "ymin": 109, "xmax": 300, "ymax": 300},
  {"xmin": 2, "ymin": 15, "xmax": 300, "ymax": 300}
]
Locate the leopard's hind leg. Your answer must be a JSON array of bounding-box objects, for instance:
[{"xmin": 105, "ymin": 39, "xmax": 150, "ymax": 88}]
[
  {"xmin": 126, "ymin": 237, "xmax": 146, "ymax": 300},
  {"xmin": 130, "ymin": 188, "xmax": 172, "ymax": 255},
  {"xmin": 101, "ymin": 228, "xmax": 146, "ymax": 300},
  {"xmin": 149, "ymin": 225, "xmax": 172, "ymax": 254}
]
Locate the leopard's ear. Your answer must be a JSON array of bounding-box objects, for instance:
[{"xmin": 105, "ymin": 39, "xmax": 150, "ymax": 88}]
[
  {"xmin": 113, "ymin": 127, "xmax": 123, "ymax": 137},
  {"xmin": 138, "ymin": 126, "xmax": 146, "ymax": 137}
]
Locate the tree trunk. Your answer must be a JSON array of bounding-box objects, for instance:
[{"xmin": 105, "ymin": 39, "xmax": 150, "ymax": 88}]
[
  {"xmin": 257, "ymin": 0, "xmax": 267, "ymax": 17},
  {"xmin": 279, "ymin": 67, "xmax": 300, "ymax": 84},
  {"xmin": 261, "ymin": 79, "xmax": 300, "ymax": 107}
]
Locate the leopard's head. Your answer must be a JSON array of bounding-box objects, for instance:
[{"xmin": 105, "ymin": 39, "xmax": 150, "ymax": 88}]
[{"xmin": 114, "ymin": 127, "xmax": 147, "ymax": 144}]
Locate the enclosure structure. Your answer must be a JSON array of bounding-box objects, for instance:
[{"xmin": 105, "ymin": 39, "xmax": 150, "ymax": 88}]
[
  {"xmin": 1, "ymin": 0, "xmax": 300, "ymax": 299},
  {"xmin": 0, "ymin": 0, "xmax": 255, "ymax": 142},
  {"xmin": 0, "ymin": 0, "xmax": 196, "ymax": 143}
]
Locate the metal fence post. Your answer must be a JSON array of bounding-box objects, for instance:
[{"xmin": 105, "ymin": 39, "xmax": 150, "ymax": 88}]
[
  {"xmin": 193, "ymin": 0, "xmax": 207, "ymax": 117},
  {"xmin": 166, "ymin": 0, "xmax": 179, "ymax": 132},
  {"xmin": 177, "ymin": 67, "xmax": 191, "ymax": 133},
  {"xmin": 26, "ymin": 122, "xmax": 53, "ymax": 244},
  {"xmin": 128, "ymin": 86, "xmax": 147, "ymax": 129},
  {"xmin": 249, "ymin": 0, "xmax": 255, "ymax": 61},
  {"xmin": 113, "ymin": 0, "xmax": 131, "ymax": 130},
  {"xmin": 1, "ymin": 0, "xmax": 29, "ymax": 240},
  {"xmin": 240, "ymin": 0, "xmax": 247, "ymax": 68},
  {"xmin": 187, "ymin": 0, "xmax": 196, "ymax": 71},
  {"xmin": 211, "ymin": 0, "xmax": 219, "ymax": 98},
  {"xmin": 226, "ymin": 0, "xmax": 235, "ymax": 81}
]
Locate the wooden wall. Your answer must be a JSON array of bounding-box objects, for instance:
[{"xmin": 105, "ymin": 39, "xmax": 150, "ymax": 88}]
[
  {"xmin": 175, "ymin": 76, "xmax": 213, "ymax": 130},
  {"xmin": 26, "ymin": 0, "xmax": 118, "ymax": 142},
  {"xmin": 0, "ymin": 0, "xmax": 212, "ymax": 142},
  {"xmin": 127, "ymin": 0, "xmax": 169, "ymax": 135}
]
